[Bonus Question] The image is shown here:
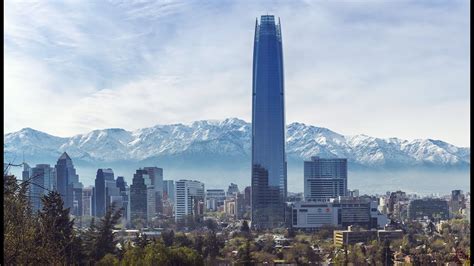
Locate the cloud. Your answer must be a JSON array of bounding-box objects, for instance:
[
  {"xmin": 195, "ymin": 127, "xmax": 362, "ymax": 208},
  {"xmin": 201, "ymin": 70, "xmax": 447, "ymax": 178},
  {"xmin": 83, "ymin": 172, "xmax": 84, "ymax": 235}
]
[{"xmin": 4, "ymin": 0, "xmax": 470, "ymax": 146}]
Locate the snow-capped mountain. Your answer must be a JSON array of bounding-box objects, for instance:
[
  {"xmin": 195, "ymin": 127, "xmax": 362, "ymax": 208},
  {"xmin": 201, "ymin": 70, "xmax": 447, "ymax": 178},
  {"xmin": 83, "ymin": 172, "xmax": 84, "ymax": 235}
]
[{"xmin": 4, "ymin": 118, "xmax": 470, "ymax": 168}]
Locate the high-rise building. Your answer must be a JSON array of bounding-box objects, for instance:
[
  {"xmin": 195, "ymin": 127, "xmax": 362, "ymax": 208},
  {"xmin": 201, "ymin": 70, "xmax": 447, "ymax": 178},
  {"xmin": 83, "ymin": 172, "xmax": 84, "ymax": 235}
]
[
  {"xmin": 251, "ymin": 15, "xmax": 287, "ymax": 229},
  {"xmin": 130, "ymin": 169, "xmax": 148, "ymax": 228},
  {"xmin": 30, "ymin": 164, "xmax": 55, "ymax": 211},
  {"xmin": 174, "ymin": 180, "xmax": 205, "ymax": 222},
  {"xmin": 206, "ymin": 189, "xmax": 226, "ymax": 211},
  {"xmin": 82, "ymin": 186, "xmax": 93, "ymax": 216},
  {"xmin": 304, "ymin": 157, "xmax": 348, "ymax": 201},
  {"xmin": 116, "ymin": 176, "xmax": 127, "ymax": 192},
  {"xmin": 116, "ymin": 176, "xmax": 129, "ymax": 225},
  {"xmin": 22, "ymin": 163, "xmax": 32, "ymax": 197},
  {"xmin": 94, "ymin": 168, "xmax": 115, "ymax": 217},
  {"xmin": 163, "ymin": 180, "xmax": 175, "ymax": 204},
  {"xmin": 143, "ymin": 172, "xmax": 156, "ymax": 223},
  {"xmin": 449, "ymin": 189, "xmax": 465, "ymax": 217},
  {"xmin": 72, "ymin": 182, "xmax": 84, "ymax": 217},
  {"xmin": 227, "ymin": 183, "xmax": 239, "ymax": 197},
  {"xmin": 55, "ymin": 152, "xmax": 77, "ymax": 210},
  {"xmin": 244, "ymin": 186, "xmax": 251, "ymax": 208},
  {"xmin": 144, "ymin": 167, "xmax": 164, "ymax": 215}
]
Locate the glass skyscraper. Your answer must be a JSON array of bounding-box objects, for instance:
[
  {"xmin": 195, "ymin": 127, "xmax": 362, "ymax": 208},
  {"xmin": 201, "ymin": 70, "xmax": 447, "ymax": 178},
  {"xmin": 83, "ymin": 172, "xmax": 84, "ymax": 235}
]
[{"xmin": 251, "ymin": 15, "xmax": 287, "ymax": 229}]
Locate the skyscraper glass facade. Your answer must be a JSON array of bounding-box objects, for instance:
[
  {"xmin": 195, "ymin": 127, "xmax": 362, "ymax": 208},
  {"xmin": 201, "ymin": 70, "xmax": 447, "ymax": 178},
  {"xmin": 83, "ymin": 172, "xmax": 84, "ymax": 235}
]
[
  {"xmin": 251, "ymin": 15, "xmax": 287, "ymax": 229},
  {"xmin": 55, "ymin": 152, "xmax": 77, "ymax": 210}
]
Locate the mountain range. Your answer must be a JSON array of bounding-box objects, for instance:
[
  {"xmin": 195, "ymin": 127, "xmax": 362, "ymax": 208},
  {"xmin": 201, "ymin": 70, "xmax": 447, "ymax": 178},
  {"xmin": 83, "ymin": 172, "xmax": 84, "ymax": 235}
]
[
  {"xmin": 4, "ymin": 118, "xmax": 470, "ymax": 193},
  {"xmin": 4, "ymin": 118, "xmax": 470, "ymax": 169}
]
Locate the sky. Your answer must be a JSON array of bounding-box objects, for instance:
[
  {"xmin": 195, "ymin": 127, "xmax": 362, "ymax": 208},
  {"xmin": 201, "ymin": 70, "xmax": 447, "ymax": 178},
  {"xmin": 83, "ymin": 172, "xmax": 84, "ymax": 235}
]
[{"xmin": 4, "ymin": 0, "xmax": 470, "ymax": 147}]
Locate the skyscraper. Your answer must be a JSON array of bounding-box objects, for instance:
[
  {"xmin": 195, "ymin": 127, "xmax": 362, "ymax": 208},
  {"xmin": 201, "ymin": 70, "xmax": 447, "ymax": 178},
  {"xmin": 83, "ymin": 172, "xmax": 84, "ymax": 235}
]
[
  {"xmin": 55, "ymin": 152, "xmax": 77, "ymax": 210},
  {"xmin": 174, "ymin": 180, "xmax": 205, "ymax": 222},
  {"xmin": 163, "ymin": 180, "xmax": 175, "ymax": 204},
  {"xmin": 130, "ymin": 169, "xmax": 148, "ymax": 227},
  {"xmin": 251, "ymin": 15, "xmax": 287, "ymax": 229},
  {"xmin": 304, "ymin": 156, "xmax": 348, "ymax": 201},
  {"xmin": 144, "ymin": 167, "xmax": 164, "ymax": 214},
  {"xmin": 30, "ymin": 164, "xmax": 55, "ymax": 212},
  {"xmin": 94, "ymin": 168, "xmax": 115, "ymax": 217}
]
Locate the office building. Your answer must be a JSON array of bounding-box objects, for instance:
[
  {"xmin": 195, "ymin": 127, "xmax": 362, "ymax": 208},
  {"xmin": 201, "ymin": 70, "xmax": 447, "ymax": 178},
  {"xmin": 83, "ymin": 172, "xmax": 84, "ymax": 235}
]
[
  {"xmin": 55, "ymin": 152, "xmax": 77, "ymax": 210},
  {"xmin": 144, "ymin": 167, "xmax": 164, "ymax": 214},
  {"xmin": 82, "ymin": 186, "xmax": 93, "ymax": 216},
  {"xmin": 334, "ymin": 226, "xmax": 403, "ymax": 247},
  {"xmin": 227, "ymin": 183, "xmax": 239, "ymax": 197},
  {"xmin": 116, "ymin": 176, "xmax": 127, "ymax": 192},
  {"xmin": 251, "ymin": 15, "xmax": 287, "ymax": 229},
  {"xmin": 143, "ymin": 171, "xmax": 156, "ymax": 223},
  {"xmin": 449, "ymin": 190, "xmax": 465, "ymax": 217},
  {"xmin": 116, "ymin": 176, "xmax": 129, "ymax": 224},
  {"xmin": 304, "ymin": 156, "xmax": 347, "ymax": 201},
  {"xmin": 408, "ymin": 198, "xmax": 449, "ymax": 220},
  {"xmin": 94, "ymin": 168, "xmax": 115, "ymax": 217},
  {"xmin": 163, "ymin": 180, "xmax": 175, "ymax": 204},
  {"xmin": 290, "ymin": 197, "xmax": 388, "ymax": 230},
  {"xmin": 30, "ymin": 164, "xmax": 55, "ymax": 211},
  {"xmin": 206, "ymin": 189, "xmax": 226, "ymax": 211},
  {"xmin": 130, "ymin": 169, "xmax": 148, "ymax": 227},
  {"xmin": 72, "ymin": 182, "xmax": 83, "ymax": 217},
  {"xmin": 174, "ymin": 180, "xmax": 205, "ymax": 222}
]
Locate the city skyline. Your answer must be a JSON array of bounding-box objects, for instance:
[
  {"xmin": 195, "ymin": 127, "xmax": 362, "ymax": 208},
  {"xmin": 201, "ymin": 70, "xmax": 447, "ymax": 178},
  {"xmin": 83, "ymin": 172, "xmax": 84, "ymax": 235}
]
[{"xmin": 4, "ymin": 0, "xmax": 470, "ymax": 147}]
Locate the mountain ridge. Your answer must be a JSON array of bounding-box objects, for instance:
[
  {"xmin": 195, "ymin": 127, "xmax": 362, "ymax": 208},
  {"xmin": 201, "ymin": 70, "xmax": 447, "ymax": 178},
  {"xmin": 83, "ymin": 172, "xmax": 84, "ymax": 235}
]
[{"xmin": 4, "ymin": 118, "xmax": 470, "ymax": 168}]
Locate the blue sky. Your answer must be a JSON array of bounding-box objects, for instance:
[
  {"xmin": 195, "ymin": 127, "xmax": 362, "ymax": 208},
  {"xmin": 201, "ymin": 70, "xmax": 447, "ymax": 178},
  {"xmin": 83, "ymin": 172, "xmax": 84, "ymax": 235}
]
[{"xmin": 5, "ymin": 0, "xmax": 470, "ymax": 146}]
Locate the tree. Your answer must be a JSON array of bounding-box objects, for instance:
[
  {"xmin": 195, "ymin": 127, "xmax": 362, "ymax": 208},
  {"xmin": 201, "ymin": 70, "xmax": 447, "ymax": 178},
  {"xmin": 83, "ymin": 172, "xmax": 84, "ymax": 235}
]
[
  {"xmin": 3, "ymin": 174, "xmax": 38, "ymax": 264},
  {"xmin": 36, "ymin": 191, "xmax": 75, "ymax": 264},
  {"xmin": 87, "ymin": 202, "xmax": 123, "ymax": 261},
  {"xmin": 204, "ymin": 218, "xmax": 218, "ymax": 232},
  {"xmin": 193, "ymin": 234, "xmax": 204, "ymax": 254},
  {"xmin": 238, "ymin": 238, "xmax": 253, "ymax": 266},
  {"xmin": 174, "ymin": 232, "xmax": 193, "ymax": 248},
  {"xmin": 161, "ymin": 229, "xmax": 175, "ymax": 247},
  {"xmin": 96, "ymin": 253, "xmax": 119, "ymax": 266},
  {"xmin": 204, "ymin": 230, "xmax": 224, "ymax": 261},
  {"xmin": 143, "ymin": 241, "xmax": 170, "ymax": 265},
  {"xmin": 381, "ymin": 239, "xmax": 394, "ymax": 266},
  {"xmin": 168, "ymin": 246, "xmax": 204, "ymax": 266},
  {"xmin": 241, "ymin": 220, "xmax": 250, "ymax": 234}
]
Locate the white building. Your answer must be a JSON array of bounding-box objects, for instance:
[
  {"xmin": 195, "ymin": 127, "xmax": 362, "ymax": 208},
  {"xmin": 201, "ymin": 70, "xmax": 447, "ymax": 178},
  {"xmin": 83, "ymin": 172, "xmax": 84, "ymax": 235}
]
[
  {"xmin": 174, "ymin": 180, "xmax": 205, "ymax": 222},
  {"xmin": 290, "ymin": 197, "xmax": 388, "ymax": 230},
  {"xmin": 144, "ymin": 173, "xmax": 156, "ymax": 223}
]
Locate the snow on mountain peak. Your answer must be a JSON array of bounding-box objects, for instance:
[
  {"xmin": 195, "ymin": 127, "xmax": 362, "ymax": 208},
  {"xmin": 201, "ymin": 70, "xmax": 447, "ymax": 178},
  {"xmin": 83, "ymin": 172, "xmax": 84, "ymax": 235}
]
[{"xmin": 3, "ymin": 119, "xmax": 470, "ymax": 168}]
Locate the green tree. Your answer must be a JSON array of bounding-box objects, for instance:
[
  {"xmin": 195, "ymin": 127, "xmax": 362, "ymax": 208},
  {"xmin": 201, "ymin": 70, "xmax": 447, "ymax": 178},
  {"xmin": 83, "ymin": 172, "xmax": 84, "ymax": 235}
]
[
  {"xmin": 168, "ymin": 246, "xmax": 204, "ymax": 265},
  {"xmin": 36, "ymin": 191, "xmax": 75, "ymax": 264},
  {"xmin": 3, "ymin": 174, "xmax": 38, "ymax": 265},
  {"xmin": 143, "ymin": 241, "xmax": 170, "ymax": 265},
  {"xmin": 237, "ymin": 238, "xmax": 253, "ymax": 266},
  {"xmin": 241, "ymin": 220, "xmax": 250, "ymax": 234},
  {"xmin": 87, "ymin": 202, "xmax": 123, "ymax": 261},
  {"xmin": 161, "ymin": 229, "xmax": 175, "ymax": 247},
  {"xmin": 121, "ymin": 241, "xmax": 145, "ymax": 265},
  {"xmin": 204, "ymin": 230, "xmax": 224, "ymax": 261},
  {"xmin": 96, "ymin": 253, "xmax": 119, "ymax": 266},
  {"xmin": 174, "ymin": 232, "xmax": 193, "ymax": 248}
]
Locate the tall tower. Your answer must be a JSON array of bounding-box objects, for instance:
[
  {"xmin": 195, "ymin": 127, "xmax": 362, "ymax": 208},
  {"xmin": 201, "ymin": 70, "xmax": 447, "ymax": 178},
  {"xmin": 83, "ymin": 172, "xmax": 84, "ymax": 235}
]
[
  {"xmin": 55, "ymin": 152, "xmax": 76, "ymax": 210},
  {"xmin": 251, "ymin": 15, "xmax": 287, "ymax": 229}
]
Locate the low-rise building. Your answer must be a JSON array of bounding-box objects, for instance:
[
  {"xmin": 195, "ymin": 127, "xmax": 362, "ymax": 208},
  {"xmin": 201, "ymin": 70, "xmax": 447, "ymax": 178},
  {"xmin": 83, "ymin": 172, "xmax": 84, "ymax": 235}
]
[
  {"xmin": 334, "ymin": 226, "xmax": 403, "ymax": 247},
  {"xmin": 290, "ymin": 197, "xmax": 388, "ymax": 230},
  {"xmin": 407, "ymin": 198, "xmax": 449, "ymax": 221}
]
